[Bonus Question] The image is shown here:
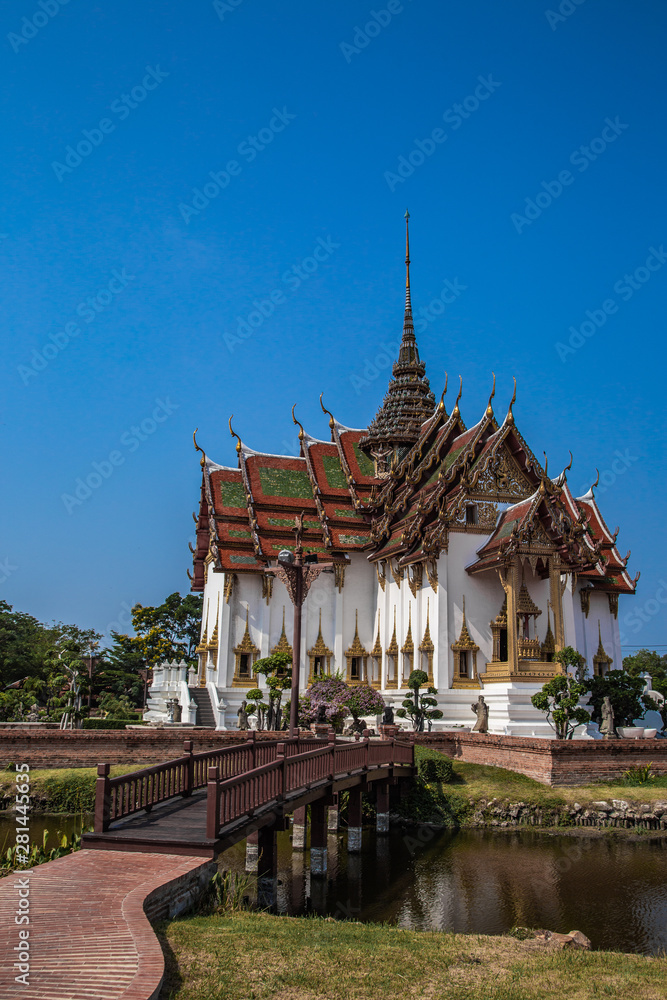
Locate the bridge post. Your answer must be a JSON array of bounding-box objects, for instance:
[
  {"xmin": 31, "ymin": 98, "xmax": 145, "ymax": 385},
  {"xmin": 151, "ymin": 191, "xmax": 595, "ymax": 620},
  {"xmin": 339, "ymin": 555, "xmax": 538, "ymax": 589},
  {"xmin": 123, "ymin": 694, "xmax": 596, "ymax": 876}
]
[
  {"xmin": 182, "ymin": 739, "xmax": 194, "ymax": 798},
  {"xmin": 292, "ymin": 806, "xmax": 307, "ymax": 850},
  {"xmin": 245, "ymin": 829, "xmax": 259, "ymax": 872},
  {"xmin": 347, "ymin": 788, "xmax": 363, "ymax": 853},
  {"xmin": 246, "ymin": 729, "xmax": 256, "ymax": 770},
  {"xmin": 95, "ymin": 763, "xmax": 111, "ymax": 833},
  {"xmin": 376, "ymin": 781, "xmax": 390, "ymax": 835},
  {"xmin": 205, "ymin": 766, "xmax": 221, "ymax": 840},
  {"xmin": 256, "ymin": 823, "xmax": 278, "ymax": 909},
  {"xmin": 310, "ymin": 801, "xmax": 328, "ymax": 878},
  {"xmin": 327, "ymin": 793, "xmax": 339, "ymax": 832}
]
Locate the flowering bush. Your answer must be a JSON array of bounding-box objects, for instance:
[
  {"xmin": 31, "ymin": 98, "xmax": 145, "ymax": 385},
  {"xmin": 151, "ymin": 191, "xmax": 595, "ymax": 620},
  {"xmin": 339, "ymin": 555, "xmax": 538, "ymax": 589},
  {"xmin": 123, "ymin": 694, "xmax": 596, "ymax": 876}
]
[
  {"xmin": 299, "ymin": 676, "xmax": 350, "ymax": 732},
  {"xmin": 346, "ymin": 684, "xmax": 385, "ymax": 723}
]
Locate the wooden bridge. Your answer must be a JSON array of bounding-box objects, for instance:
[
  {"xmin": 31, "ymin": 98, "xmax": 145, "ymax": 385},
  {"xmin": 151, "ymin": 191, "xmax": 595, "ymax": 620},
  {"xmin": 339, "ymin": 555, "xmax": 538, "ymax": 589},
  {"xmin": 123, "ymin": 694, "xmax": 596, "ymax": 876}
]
[{"xmin": 83, "ymin": 731, "xmax": 415, "ymax": 877}]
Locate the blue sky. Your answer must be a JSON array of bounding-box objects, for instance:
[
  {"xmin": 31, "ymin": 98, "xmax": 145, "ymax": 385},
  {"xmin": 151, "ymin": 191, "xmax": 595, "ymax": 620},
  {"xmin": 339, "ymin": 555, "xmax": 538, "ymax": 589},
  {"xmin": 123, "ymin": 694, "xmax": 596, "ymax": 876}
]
[{"xmin": 1, "ymin": 0, "xmax": 665, "ymax": 652}]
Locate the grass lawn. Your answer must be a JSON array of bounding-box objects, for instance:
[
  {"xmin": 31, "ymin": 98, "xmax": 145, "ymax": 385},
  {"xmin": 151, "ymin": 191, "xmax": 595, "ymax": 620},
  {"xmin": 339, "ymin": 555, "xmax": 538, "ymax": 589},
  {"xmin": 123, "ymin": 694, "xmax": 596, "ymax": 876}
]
[
  {"xmin": 158, "ymin": 911, "xmax": 667, "ymax": 1000},
  {"xmin": 449, "ymin": 761, "xmax": 667, "ymax": 805},
  {"xmin": 0, "ymin": 764, "xmax": 147, "ymax": 813}
]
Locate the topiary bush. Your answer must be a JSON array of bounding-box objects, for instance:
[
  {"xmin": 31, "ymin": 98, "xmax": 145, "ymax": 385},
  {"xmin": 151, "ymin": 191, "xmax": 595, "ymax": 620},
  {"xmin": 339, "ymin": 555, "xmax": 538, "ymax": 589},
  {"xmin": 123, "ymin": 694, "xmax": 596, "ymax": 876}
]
[{"xmin": 415, "ymin": 746, "xmax": 453, "ymax": 784}]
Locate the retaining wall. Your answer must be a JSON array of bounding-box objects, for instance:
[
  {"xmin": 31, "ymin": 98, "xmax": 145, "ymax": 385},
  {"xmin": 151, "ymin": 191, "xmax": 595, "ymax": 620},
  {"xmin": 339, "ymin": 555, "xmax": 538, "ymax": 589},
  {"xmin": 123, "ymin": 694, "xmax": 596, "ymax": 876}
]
[
  {"xmin": 0, "ymin": 728, "xmax": 286, "ymax": 768},
  {"xmin": 414, "ymin": 732, "xmax": 667, "ymax": 786}
]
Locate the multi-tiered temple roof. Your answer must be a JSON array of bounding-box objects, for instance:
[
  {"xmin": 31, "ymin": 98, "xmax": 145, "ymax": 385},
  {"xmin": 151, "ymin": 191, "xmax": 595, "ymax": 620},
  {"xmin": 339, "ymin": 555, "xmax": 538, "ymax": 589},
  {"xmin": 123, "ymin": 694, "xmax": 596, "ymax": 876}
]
[{"xmin": 191, "ymin": 220, "xmax": 637, "ymax": 601}]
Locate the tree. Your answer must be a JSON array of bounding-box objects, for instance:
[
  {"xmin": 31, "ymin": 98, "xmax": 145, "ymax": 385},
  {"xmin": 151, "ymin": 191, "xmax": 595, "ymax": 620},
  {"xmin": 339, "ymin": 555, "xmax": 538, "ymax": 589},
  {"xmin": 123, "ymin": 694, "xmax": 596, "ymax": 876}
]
[
  {"xmin": 253, "ymin": 652, "xmax": 292, "ymax": 730},
  {"xmin": 94, "ymin": 632, "xmax": 146, "ymax": 708},
  {"xmin": 299, "ymin": 675, "xmax": 350, "ymax": 732},
  {"xmin": 623, "ymin": 648, "xmax": 667, "ymax": 685},
  {"xmin": 531, "ymin": 674, "xmax": 590, "ymax": 739},
  {"xmin": 0, "ymin": 600, "xmax": 51, "ymax": 686},
  {"xmin": 245, "ymin": 688, "xmax": 268, "ymax": 729},
  {"xmin": 131, "ymin": 593, "xmax": 203, "ymax": 666},
  {"xmin": 396, "ymin": 670, "xmax": 443, "ymax": 732},
  {"xmin": 588, "ymin": 670, "xmax": 648, "ymax": 728},
  {"xmin": 344, "ymin": 684, "xmax": 386, "ymax": 733},
  {"xmin": 555, "ymin": 645, "xmax": 587, "ymax": 682}
]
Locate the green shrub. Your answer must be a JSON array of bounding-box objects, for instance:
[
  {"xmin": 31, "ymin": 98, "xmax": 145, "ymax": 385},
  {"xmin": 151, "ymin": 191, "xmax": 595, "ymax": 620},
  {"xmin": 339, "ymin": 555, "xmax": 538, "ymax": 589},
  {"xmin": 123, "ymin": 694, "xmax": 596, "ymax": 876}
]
[
  {"xmin": 623, "ymin": 763, "xmax": 654, "ymax": 786},
  {"xmin": 415, "ymin": 746, "xmax": 453, "ymax": 784},
  {"xmin": 41, "ymin": 773, "xmax": 96, "ymax": 813}
]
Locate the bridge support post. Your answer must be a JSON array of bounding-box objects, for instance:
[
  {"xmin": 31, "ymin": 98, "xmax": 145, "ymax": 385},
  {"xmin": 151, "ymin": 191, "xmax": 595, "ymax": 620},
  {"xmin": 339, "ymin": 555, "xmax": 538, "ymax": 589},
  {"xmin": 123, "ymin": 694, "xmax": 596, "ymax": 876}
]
[
  {"xmin": 256, "ymin": 823, "xmax": 278, "ymax": 910},
  {"xmin": 347, "ymin": 788, "xmax": 363, "ymax": 853},
  {"xmin": 376, "ymin": 781, "xmax": 390, "ymax": 835},
  {"xmin": 94, "ymin": 763, "xmax": 111, "ymax": 833},
  {"xmin": 310, "ymin": 801, "xmax": 328, "ymax": 878},
  {"xmin": 327, "ymin": 793, "xmax": 339, "ymax": 833},
  {"xmin": 245, "ymin": 830, "xmax": 259, "ymax": 872},
  {"xmin": 292, "ymin": 807, "xmax": 307, "ymax": 851}
]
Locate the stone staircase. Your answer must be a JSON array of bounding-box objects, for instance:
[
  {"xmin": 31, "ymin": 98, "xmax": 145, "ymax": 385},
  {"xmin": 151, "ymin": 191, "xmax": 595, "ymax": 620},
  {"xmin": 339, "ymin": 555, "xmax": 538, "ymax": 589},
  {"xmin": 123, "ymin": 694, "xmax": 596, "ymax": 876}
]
[{"xmin": 189, "ymin": 687, "xmax": 216, "ymax": 728}]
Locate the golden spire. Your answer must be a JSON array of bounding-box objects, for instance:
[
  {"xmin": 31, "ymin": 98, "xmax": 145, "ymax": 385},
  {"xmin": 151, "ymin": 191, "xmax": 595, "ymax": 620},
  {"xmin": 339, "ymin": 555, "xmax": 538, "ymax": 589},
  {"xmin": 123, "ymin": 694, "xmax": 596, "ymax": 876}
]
[
  {"xmin": 404, "ymin": 208, "xmax": 412, "ymax": 315},
  {"xmin": 506, "ymin": 378, "xmax": 517, "ymax": 425},
  {"xmin": 438, "ymin": 372, "xmax": 448, "ymax": 412},
  {"xmin": 401, "ymin": 603, "xmax": 414, "ymax": 654},
  {"xmin": 207, "ymin": 594, "xmax": 220, "ymax": 650},
  {"xmin": 420, "ymin": 597, "xmax": 434, "ymax": 650},
  {"xmin": 319, "ymin": 393, "xmax": 336, "ymax": 434},
  {"xmin": 196, "ymin": 599, "xmax": 210, "ymax": 654},
  {"xmin": 458, "ymin": 595, "xmax": 473, "ymax": 645},
  {"xmin": 271, "ymin": 606, "xmax": 293, "ymax": 657},
  {"xmin": 452, "ymin": 375, "xmax": 463, "ymax": 417},
  {"xmin": 387, "ymin": 607, "xmax": 399, "ymax": 655},
  {"xmin": 371, "ymin": 610, "xmax": 383, "ymax": 657},
  {"xmin": 291, "ymin": 403, "xmax": 305, "ymax": 452}
]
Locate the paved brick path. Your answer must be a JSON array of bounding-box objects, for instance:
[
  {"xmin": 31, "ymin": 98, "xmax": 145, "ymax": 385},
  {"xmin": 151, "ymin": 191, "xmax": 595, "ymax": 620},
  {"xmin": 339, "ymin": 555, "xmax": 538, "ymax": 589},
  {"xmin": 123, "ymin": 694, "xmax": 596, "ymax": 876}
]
[{"xmin": 0, "ymin": 849, "xmax": 211, "ymax": 1000}]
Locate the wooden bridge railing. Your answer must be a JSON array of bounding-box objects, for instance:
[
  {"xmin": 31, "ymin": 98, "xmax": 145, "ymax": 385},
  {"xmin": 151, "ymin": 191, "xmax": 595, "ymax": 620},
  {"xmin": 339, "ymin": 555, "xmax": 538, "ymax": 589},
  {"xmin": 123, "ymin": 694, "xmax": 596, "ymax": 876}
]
[
  {"xmin": 94, "ymin": 733, "xmax": 321, "ymax": 832},
  {"xmin": 205, "ymin": 737, "xmax": 414, "ymax": 840}
]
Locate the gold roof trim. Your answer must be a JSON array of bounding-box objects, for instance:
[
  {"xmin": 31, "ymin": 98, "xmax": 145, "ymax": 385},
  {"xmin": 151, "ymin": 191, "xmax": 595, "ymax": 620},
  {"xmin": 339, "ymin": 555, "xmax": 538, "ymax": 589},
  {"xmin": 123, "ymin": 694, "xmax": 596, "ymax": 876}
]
[
  {"xmin": 308, "ymin": 609, "xmax": 333, "ymax": 658},
  {"xmin": 345, "ymin": 610, "xmax": 367, "ymax": 657},
  {"xmin": 419, "ymin": 597, "xmax": 434, "ymax": 653},
  {"xmin": 371, "ymin": 610, "xmax": 383, "ymax": 658},
  {"xmin": 594, "ymin": 620, "xmax": 612, "ymax": 663},
  {"xmin": 387, "ymin": 607, "xmax": 399, "ymax": 656},
  {"xmin": 401, "ymin": 604, "xmax": 414, "ymax": 656},
  {"xmin": 516, "ymin": 581, "xmax": 542, "ymax": 618},
  {"xmin": 271, "ymin": 606, "xmax": 293, "ymax": 657},
  {"xmin": 206, "ymin": 594, "xmax": 220, "ymax": 650},
  {"xmin": 234, "ymin": 606, "xmax": 259, "ymax": 655},
  {"xmin": 451, "ymin": 596, "xmax": 478, "ymax": 651}
]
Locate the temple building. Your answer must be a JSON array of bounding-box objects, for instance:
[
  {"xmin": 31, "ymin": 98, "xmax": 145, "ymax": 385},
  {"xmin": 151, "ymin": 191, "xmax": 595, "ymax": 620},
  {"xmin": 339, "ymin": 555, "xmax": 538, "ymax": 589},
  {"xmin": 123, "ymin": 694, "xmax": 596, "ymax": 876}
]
[{"xmin": 188, "ymin": 215, "xmax": 638, "ymax": 733}]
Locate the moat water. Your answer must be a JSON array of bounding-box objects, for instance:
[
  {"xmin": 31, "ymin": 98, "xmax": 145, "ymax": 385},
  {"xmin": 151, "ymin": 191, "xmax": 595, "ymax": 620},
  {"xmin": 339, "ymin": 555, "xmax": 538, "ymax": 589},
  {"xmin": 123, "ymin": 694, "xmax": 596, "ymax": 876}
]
[
  {"xmin": 1, "ymin": 814, "xmax": 665, "ymax": 954},
  {"xmin": 221, "ymin": 826, "xmax": 667, "ymax": 956}
]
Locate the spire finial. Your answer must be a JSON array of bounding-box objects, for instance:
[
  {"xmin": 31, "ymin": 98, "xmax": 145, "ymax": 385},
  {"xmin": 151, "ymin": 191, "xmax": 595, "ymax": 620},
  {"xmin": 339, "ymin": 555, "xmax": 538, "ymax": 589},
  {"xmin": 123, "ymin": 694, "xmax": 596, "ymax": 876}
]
[
  {"xmin": 405, "ymin": 209, "xmax": 411, "ymax": 315},
  {"xmin": 319, "ymin": 393, "xmax": 336, "ymax": 434},
  {"xmin": 291, "ymin": 404, "xmax": 305, "ymax": 443},
  {"xmin": 453, "ymin": 375, "xmax": 463, "ymax": 417},
  {"xmin": 438, "ymin": 373, "xmax": 448, "ymax": 412},
  {"xmin": 486, "ymin": 372, "xmax": 496, "ymax": 417}
]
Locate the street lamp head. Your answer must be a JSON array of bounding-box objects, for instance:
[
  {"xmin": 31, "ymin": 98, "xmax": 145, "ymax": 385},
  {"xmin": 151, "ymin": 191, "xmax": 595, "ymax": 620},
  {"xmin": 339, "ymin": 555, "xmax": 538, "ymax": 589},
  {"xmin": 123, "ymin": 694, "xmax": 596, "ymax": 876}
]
[{"xmin": 278, "ymin": 549, "xmax": 294, "ymax": 565}]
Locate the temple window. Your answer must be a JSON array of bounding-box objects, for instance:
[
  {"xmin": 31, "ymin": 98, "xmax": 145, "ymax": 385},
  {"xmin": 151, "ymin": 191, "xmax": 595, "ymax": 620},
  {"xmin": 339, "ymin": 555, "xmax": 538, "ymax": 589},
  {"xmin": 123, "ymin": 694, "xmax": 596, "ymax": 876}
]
[
  {"xmin": 451, "ymin": 596, "xmax": 479, "ymax": 688},
  {"xmin": 307, "ymin": 609, "xmax": 333, "ymax": 684},
  {"xmin": 344, "ymin": 610, "xmax": 368, "ymax": 686},
  {"xmin": 232, "ymin": 607, "xmax": 260, "ymax": 688},
  {"xmin": 400, "ymin": 604, "xmax": 415, "ymax": 687},
  {"xmin": 465, "ymin": 504, "xmax": 478, "ymax": 526}
]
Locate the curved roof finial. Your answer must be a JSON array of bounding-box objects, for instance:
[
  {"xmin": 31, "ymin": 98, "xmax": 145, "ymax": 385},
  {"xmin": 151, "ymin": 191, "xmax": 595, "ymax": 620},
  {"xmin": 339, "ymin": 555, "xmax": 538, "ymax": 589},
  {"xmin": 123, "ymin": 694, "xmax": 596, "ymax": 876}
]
[
  {"xmin": 452, "ymin": 375, "xmax": 463, "ymax": 416},
  {"xmin": 591, "ymin": 468, "xmax": 600, "ymax": 491},
  {"xmin": 192, "ymin": 427, "xmax": 206, "ymax": 468},
  {"xmin": 291, "ymin": 403, "xmax": 305, "ymax": 442},
  {"xmin": 319, "ymin": 393, "xmax": 336, "ymax": 433},
  {"xmin": 564, "ymin": 450, "xmax": 573, "ymax": 473},
  {"xmin": 438, "ymin": 372, "xmax": 448, "ymax": 412},
  {"xmin": 486, "ymin": 372, "xmax": 496, "ymax": 417},
  {"xmin": 543, "ymin": 451, "xmax": 549, "ymax": 479},
  {"xmin": 507, "ymin": 377, "xmax": 517, "ymax": 424},
  {"xmin": 228, "ymin": 415, "xmax": 242, "ymax": 455}
]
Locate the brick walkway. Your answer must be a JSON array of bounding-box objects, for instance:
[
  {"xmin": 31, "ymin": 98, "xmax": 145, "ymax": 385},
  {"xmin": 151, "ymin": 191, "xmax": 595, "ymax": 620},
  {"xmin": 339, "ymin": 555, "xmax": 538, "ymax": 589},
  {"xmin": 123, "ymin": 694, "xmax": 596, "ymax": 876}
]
[{"xmin": 0, "ymin": 849, "xmax": 213, "ymax": 1000}]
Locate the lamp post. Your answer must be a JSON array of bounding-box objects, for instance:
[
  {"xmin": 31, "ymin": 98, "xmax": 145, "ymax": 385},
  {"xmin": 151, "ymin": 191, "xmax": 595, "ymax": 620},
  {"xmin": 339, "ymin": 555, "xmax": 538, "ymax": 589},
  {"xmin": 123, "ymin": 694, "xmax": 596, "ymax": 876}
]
[{"xmin": 265, "ymin": 513, "xmax": 332, "ymax": 737}]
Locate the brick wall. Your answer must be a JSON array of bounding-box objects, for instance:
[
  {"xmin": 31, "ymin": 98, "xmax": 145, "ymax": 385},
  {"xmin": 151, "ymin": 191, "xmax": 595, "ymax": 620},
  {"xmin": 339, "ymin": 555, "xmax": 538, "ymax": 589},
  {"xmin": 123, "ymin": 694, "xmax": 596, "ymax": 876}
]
[
  {"xmin": 0, "ymin": 728, "xmax": 287, "ymax": 769},
  {"xmin": 414, "ymin": 732, "xmax": 667, "ymax": 786},
  {"xmin": 143, "ymin": 859, "xmax": 217, "ymax": 921}
]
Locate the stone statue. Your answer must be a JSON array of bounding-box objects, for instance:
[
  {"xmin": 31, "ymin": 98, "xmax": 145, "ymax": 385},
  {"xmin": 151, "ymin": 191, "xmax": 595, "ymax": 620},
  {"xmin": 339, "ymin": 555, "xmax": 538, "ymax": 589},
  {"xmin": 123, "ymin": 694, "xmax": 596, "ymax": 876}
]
[
  {"xmin": 382, "ymin": 704, "xmax": 394, "ymax": 725},
  {"xmin": 471, "ymin": 695, "xmax": 489, "ymax": 733},
  {"xmin": 165, "ymin": 698, "xmax": 177, "ymax": 723},
  {"xmin": 237, "ymin": 700, "xmax": 249, "ymax": 731},
  {"xmin": 316, "ymin": 704, "xmax": 328, "ymax": 724},
  {"xmin": 26, "ymin": 703, "xmax": 41, "ymax": 723},
  {"xmin": 600, "ymin": 696, "xmax": 617, "ymax": 739}
]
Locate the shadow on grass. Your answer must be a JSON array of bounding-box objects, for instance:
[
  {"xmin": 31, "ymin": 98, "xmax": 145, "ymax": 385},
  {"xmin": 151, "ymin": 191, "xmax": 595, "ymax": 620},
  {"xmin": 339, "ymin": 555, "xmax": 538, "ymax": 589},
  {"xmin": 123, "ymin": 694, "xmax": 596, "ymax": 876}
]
[{"xmin": 154, "ymin": 922, "xmax": 184, "ymax": 1000}]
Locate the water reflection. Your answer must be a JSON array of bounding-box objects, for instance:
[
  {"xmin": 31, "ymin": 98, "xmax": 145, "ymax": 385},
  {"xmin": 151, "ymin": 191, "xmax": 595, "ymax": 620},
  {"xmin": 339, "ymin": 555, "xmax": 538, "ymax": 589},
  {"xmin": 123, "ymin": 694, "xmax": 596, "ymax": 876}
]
[{"xmin": 220, "ymin": 827, "xmax": 667, "ymax": 955}]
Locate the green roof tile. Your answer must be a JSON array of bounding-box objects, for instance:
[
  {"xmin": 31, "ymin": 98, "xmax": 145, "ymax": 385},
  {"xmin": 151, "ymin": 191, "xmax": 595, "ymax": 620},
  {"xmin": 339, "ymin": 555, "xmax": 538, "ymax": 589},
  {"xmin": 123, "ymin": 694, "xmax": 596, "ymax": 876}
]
[
  {"xmin": 258, "ymin": 466, "xmax": 312, "ymax": 499},
  {"xmin": 322, "ymin": 455, "xmax": 348, "ymax": 489},
  {"xmin": 352, "ymin": 443, "xmax": 375, "ymax": 477},
  {"xmin": 221, "ymin": 481, "xmax": 247, "ymax": 508}
]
